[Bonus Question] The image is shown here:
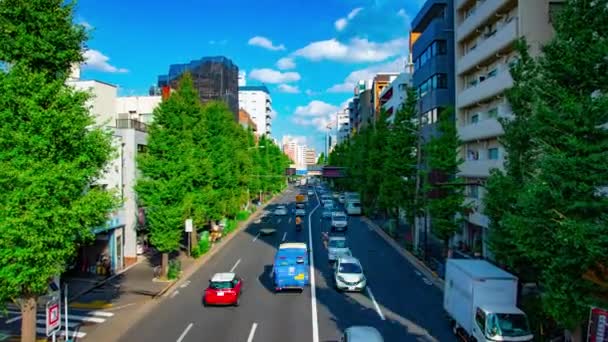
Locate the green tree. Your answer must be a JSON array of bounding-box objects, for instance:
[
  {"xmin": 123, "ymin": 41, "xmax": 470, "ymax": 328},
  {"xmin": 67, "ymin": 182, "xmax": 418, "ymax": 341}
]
[
  {"xmin": 424, "ymin": 108, "xmax": 465, "ymax": 255},
  {"xmin": 317, "ymin": 152, "xmax": 326, "ymax": 165},
  {"xmin": 485, "ymin": 0, "xmax": 608, "ymax": 336},
  {"xmin": 0, "ymin": 2, "xmax": 116, "ymax": 340},
  {"xmin": 136, "ymin": 74, "xmax": 213, "ymax": 278}
]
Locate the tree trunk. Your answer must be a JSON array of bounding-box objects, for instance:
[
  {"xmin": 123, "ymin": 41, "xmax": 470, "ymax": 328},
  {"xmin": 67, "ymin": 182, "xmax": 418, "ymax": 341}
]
[
  {"xmin": 568, "ymin": 325, "xmax": 583, "ymax": 342},
  {"xmin": 161, "ymin": 252, "xmax": 169, "ymax": 278},
  {"xmin": 191, "ymin": 227, "xmax": 198, "ymax": 252},
  {"xmin": 20, "ymin": 295, "xmax": 37, "ymax": 342}
]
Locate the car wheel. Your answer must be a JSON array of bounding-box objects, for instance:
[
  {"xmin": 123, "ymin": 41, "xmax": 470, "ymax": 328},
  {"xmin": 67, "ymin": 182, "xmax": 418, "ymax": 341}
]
[
  {"xmin": 202, "ymin": 299, "xmax": 208, "ymax": 307},
  {"xmin": 234, "ymin": 296, "xmax": 240, "ymax": 307}
]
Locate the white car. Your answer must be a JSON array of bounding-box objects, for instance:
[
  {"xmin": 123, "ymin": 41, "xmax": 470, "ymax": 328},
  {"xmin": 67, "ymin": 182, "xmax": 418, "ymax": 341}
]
[
  {"xmin": 308, "ymin": 190, "xmax": 314, "ymax": 196},
  {"xmin": 341, "ymin": 326, "xmax": 383, "ymax": 342},
  {"xmin": 346, "ymin": 201, "xmax": 362, "ymax": 215},
  {"xmin": 274, "ymin": 205, "xmax": 288, "ymax": 216},
  {"xmin": 327, "ymin": 236, "xmax": 351, "ymax": 263},
  {"xmin": 331, "ymin": 211, "xmax": 348, "ymax": 232},
  {"xmin": 295, "ymin": 208, "xmax": 306, "ymax": 216},
  {"xmin": 334, "ymin": 256, "xmax": 367, "ymax": 292},
  {"xmin": 322, "ymin": 200, "xmax": 334, "ymax": 209}
]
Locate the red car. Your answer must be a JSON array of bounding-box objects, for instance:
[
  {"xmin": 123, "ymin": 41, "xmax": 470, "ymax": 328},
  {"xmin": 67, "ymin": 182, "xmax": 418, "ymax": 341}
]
[{"xmin": 203, "ymin": 272, "xmax": 242, "ymax": 306}]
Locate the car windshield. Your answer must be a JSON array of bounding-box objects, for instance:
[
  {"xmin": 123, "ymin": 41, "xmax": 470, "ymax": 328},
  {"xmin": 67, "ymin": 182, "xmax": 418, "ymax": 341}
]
[
  {"xmin": 334, "ymin": 214, "xmax": 346, "ymax": 220},
  {"xmin": 209, "ymin": 281, "xmax": 233, "ymax": 289},
  {"xmin": 350, "ymin": 202, "xmax": 361, "ymax": 208},
  {"xmin": 490, "ymin": 313, "xmax": 530, "ymax": 337},
  {"xmin": 339, "ymin": 263, "xmax": 362, "ymax": 274},
  {"xmin": 329, "ymin": 239, "xmax": 347, "ymax": 248}
]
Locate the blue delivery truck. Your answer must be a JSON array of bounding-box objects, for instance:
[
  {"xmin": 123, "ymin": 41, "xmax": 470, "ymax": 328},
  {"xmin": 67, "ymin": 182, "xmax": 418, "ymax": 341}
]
[{"xmin": 273, "ymin": 242, "xmax": 310, "ymax": 292}]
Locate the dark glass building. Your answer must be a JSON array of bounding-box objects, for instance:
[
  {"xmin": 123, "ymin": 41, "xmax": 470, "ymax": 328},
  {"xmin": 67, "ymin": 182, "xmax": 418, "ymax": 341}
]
[
  {"xmin": 411, "ymin": 0, "xmax": 455, "ymax": 138},
  {"xmin": 158, "ymin": 56, "xmax": 239, "ymax": 118}
]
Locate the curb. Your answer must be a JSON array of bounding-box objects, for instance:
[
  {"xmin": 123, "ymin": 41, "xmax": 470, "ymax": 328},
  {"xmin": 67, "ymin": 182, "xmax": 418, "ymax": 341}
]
[
  {"xmin": 361, "ymin": 217, "xmax": 445, "ymax": 291},
  {"xmin": 68, "ymin": 256, "xmax": 145, "ymax": 302},
  {"xmin": 155, "ymin": 191, "xmax": 283, "ymax": 299}
]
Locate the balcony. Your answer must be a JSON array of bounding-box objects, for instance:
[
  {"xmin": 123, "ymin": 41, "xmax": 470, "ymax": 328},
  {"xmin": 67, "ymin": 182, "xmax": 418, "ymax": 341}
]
[
  {"xmin": 116, "ymin": 119, "xmax": 148, "ymax": 133},
  {"xmin": 458, "ymin": 158, "xmax": 504, "ymax": 178},
  {"xmin": 458, "ymin": 117, "xmax": 504, "ymax": 142},
  {"xmin": 464, "ymin": 197, "xmax": 490, "ymax": 227},
  {"xmin": 457, "ymin": 0, "xmax": 512, "ymax": 42},
  {"xmin": 456, "ymin": 0, "xmax": 475, "ymax": 10},
  {"xmin": 457, "ymin": 18, "xmax": 518, "ymax": 75},
  {"xmin": 457, "ymin": 68, "xmax": 513, "ymax": 109}
]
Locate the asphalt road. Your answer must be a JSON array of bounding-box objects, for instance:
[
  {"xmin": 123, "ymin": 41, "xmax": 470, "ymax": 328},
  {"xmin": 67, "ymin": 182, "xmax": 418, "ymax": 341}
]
[{"xmin": 119, "ymin": 186, "xmax": 456, "ymax": 342}]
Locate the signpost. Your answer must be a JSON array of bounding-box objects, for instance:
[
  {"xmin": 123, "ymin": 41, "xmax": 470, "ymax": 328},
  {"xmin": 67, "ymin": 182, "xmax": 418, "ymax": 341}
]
[
  {"xmin": 46, "ymin": 297, "xmax": 60, "ymax": 340},
  {"xmin": 185, "ymin": 219, "xmax": 193, "ymax": 257},
  {"xmin": 588, "ymin": 307, "xmax": 608, "ymax": 342}
]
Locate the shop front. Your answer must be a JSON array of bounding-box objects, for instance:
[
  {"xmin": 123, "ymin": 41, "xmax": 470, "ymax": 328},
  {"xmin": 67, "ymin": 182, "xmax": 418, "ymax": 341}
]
[{"xmin": 73, "ymin": 213, "xmax": 125, "ymax": 277}]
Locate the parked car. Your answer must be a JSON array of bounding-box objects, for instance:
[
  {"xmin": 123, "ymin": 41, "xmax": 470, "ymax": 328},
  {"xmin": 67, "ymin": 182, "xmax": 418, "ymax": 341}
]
[
  {"xmin": 334, "ymin": 256, "xmax": 367, "ymax": 292},
  {"xmin": 341, "ymin": 326, "xmax": 383, "ymax": 342},
  {"xmin": 327, "ymin": 236, "xmax": 351, "ymax": 263},
  {"xmin": 274, "ymin": 205, "xmax": 288, "ymax": 216},
  {"xmin": 203, "ymin": 272, "xmax": 242, "ymax": 306},
  {"xmin": 331, "ymin": 211, "xmax": 348, "ymax": 232}
]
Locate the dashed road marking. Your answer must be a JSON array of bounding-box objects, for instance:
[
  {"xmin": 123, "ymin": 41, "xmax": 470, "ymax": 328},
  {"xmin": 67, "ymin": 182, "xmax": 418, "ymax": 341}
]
[
  {"xmin": 309, "ymin": 190, "xmax": 321, "ymax": 342},
  {"xmin": 247, "ymin": 322, "xmax": 258, "ymax": 342},
  {"xmin": 422, "ymin": 278, "xmax": 433, "ymax": 285},
  {"xmin": 230, "ymin": 258, "xmax": 241, "ymax": 272},
  {"xmin": 252, "ymin": 233, "xmax": 260, "ymax": 242},
  {"xmin": 415, "ymin": 270, "xmax": 422, "ymax": 277},
  {"xmin": 282, "ymin": 232, "xmax": 287, "ymax": 242},
  {"xmin": 180, "ymin": 280, "xmax": 191, "ymax": 288},
  {"xmin": 170, "ymin": 290, "xmax": 180, "ymax": 298},
  {"xmin": 366, "ymin": 287, "xmax": 386, "ymax": 321},
  {"xmin": 176, "ymin": 322, "xmax": 193, "ymax": 342}
]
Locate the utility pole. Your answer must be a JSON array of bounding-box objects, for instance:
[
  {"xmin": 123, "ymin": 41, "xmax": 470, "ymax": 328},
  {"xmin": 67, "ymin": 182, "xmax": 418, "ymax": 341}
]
[{"xmin": 413, "ymin": 102, "xmax": 424, "ymax": 256}]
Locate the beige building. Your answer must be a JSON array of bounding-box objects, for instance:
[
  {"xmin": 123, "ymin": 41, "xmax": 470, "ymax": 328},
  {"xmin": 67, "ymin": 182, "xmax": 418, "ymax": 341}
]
[{"xmin": 454, "ymin": 0, "xmax": 562, "ymax": 256}]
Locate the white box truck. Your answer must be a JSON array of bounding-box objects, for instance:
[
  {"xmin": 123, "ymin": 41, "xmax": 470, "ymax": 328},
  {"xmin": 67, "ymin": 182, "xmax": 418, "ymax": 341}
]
[{"xmin": 444, "ymin": 259, "xmax": 533, "ymax": 342}]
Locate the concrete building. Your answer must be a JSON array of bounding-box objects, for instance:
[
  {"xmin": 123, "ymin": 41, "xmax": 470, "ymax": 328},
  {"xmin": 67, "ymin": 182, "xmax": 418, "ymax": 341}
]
[
  {"xmin": 454, "ymin": 0, "xmax": 561, "ymax": 256},
  {"xmin": 116, "ymin": 95, "xmax": 162, "ymax": 124},
  {"xmin": 336, "ymin": 109, "xmax": 350, "ymax": 144},
  {"xmin": 239, "ymin": 85, "xmax": 272, "ymax": 136},
  {"xmin": 372, "ymin": 73, "xmax": 400, "ymax": 121},
  {"xmin": 355, "ymin": 80, "xmax": 374, "ymax": 131},
  {"xmin": 412, "ymin": 0, "xmax": 456, "ymax": 139},
  {"xmin": 378, "ymin": 72, "xmax": 412, "ymax": 123},
  {"xmin": 281, "ymin": 136, "xmax": 298, "ymax": 163},
  {"xmin": 295, "ymin": 145, "xmax": 307, "ymax": 168},
  {"xmin": 305, "ymin": 147, "xmax": 317, "ymax": 166},
  {"xmin": 158, "ymin": 56, "xmax": 239, "ymax": 118},
  {"xmin": 238, "ymin": 108, "xmax": 257, "ymax": 133}
]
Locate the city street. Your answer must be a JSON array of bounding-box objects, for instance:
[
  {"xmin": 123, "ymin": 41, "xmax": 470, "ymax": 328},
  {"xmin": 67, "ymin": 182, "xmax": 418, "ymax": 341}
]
[{"xmin": 119, "ymin": 187, "xmax": 456, "ymax": 342}]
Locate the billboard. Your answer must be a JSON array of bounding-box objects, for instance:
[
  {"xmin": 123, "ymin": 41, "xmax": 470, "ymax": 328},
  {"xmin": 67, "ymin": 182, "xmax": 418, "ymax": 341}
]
[
  {"xmin": 322, "ymin": 166, "xmax": 346, "ymax": 178},
  {"xmin": 588, "ymin": 307, "xmax": 608, "ymax": 342}
]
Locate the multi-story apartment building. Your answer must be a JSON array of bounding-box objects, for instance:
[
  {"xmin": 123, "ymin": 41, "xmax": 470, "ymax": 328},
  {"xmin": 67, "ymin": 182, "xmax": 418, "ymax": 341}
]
[
  {"xmin": 412, "ymin": 0, "xmax": 455, "ymax": 138},
  {"xmin": 454, "ymin": 0, "xmax": 561, "ymax": 256},
  {"xmin": 296, "ymin": 145, "xmax": 307, "ymax": 168},
  {"xmin": 282, "ymin": 136, "xmax": 298, "ymax": 163},
  {"xmin": 239, "ymin": 85, "xmax": 272, "ymax": 136},
  {"xmin": 238, "ymin": 108, "xmax": 257, "ymax": 134},
  {"xmin": 379, "ymin": 72, "xmax": 412, "ymax": 123},
  {"xmin": 158, "ymin": 56, "xmax": 239, "ymax": 118},
  {"xmin": 372, "ymin": 73, "xmax": 399, "ymax": 121},
  {"xmin": 336, "ymin": 109, "xmax": 350, "ymax": 144},
  {"xmin": 305, "ymin": 147, "xmax": 317, "ymax": 166},
  {"xmin": 356, "ymin": 80, "xmax": 374, "ymax": 131}
]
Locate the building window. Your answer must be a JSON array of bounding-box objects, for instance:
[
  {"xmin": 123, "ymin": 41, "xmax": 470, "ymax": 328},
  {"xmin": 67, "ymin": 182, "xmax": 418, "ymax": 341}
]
[
  {"xmin": 476, "ymin": 308, "xmax": 486, "ymax": 332},
  {"xmin": 488, "ymin": 148, "xmax": 499, "ymax": 160},
  {"xmin": 471, "ymin": 114, "xmax": 479, "ymax": 124},
  {"xmin": 468, "ymin": 149, "xmax": 479, "ymax": 160},
  {"xmin": 487, "ymin": 108, "xmax": 498, "ymax": 118},
  {"xmin": 414, "ymin": 40, "xmax": 448, "ymax": 71},
  {"xmin": 417, "ymin": 73, "xmax": 448, "ymax": 96},
  {"xmin": 487, "ymin": 68, "xmax": 498, "ymax": 78},
  {"xmin": 137, "ymin": 144, "xmax": 147, "ymax": 153},
  {"xmin": 437, "ymin": 74, "xmax": 448, "ymax": 88},
  {"xmin": 469, "ymin": 185, "xmax": 479, "ymax": 198}
]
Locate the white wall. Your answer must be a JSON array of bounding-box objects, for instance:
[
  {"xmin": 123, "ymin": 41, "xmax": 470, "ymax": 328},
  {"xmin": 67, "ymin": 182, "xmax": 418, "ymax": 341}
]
[
  {"xmin": 116, "ymin": 96, "xmax": 162, "ymax": 123},
  {"xmin": 67, "ymin": 80, "xmax": 117, "ymax": 127},
  {"xmin": 239, "ymin": 90, "xmax": 272, "ymax": 136}
]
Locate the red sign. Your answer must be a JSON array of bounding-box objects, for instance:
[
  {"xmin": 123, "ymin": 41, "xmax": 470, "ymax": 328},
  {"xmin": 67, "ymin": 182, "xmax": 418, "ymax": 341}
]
[
  {"xmin": 588, "ymin": 307, "xmax": 608, "ymax": 342},
  {"xmin": 46, "ymin": 299, "xmax": 60, "ymax": 336}
]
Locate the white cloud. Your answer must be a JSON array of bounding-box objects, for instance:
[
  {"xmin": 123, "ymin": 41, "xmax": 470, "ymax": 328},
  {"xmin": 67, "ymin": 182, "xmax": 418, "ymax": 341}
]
[
  {"xmin": 335, "ymin": 7, "xmax": 363, "ymax": 31},
  {"xmin": 397, "ymin": 8, "xmax": 411, "ymax": 23},
  {"xmin": 248, "ymin": 36, "xmax": 286, "ymax": 51},
  {"xmin": 292, "ymin": 100, "xmax": 342, "ymax": 131},
  {"xmin": 327, "ymin": 58, "xmax": 404, "ymax": 93},
  {"xmin": 277, "ymin": 84, "xmax": 300, "ymax": 94},
  {"xmin": 249, "ymin": 68, "xmax": 300, "ymax": 83},
  {"xmin": 305, "ymin": 89, "xmax": 317, "ymax": 96},
  {"xmin": 283, "ymin": 135, "xmax": 309, "ymax": 145},
  {"xmin": 276, "ymin": 57, "xmax": 296, "ymax": 70},
  {"xmin": 294, "ymin": 100, "xmax": 339, "ymax": 117},
  {"xmin": 292, "ymin": 37, "xmax": 407, "ymax": 63},
  {"xmin": 79, "ymin": 20, "xmax": 93, "ymax": 30},
  {"xmin": 82, "ymin": 49, "xmax": 128, "ymax": 73}
]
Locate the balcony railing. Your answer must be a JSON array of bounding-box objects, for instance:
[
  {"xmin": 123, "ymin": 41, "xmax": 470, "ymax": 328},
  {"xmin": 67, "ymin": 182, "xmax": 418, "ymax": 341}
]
[
  {"xmin": 116, "ymin": 119, "xmax": 148, "ymax": 132},
  {"xmin": 457, "ymin": 0, "xmax": 512, "ymax": 42}
]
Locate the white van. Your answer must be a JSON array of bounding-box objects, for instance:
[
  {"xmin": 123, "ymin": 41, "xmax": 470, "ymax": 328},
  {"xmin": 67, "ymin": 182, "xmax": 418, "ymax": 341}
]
[{"xmin": 345, "ymin": 201, "xmax": 362, "ymax": 215}]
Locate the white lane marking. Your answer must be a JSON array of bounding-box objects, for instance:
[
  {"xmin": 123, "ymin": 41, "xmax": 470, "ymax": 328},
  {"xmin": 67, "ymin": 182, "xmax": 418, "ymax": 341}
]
[
  {"xmin": 247, "ymin": 322, "xmax": 258, "ymax": 342},
  {"xmin": 422, "ymin": 278, "xmax": 433, "ymax": 285},
  {"xmin": 88, "ymin": 310, "xmax": 115, "ymax": 317},
  {"xmin": 37, "ymin": 328, "xmax": 86, "ymax": 339},
  {"xmin": 414, "ymin": 270, "xmax": 422, "ymax": 277},
  {"xmin": 176, "ymin": 322, "xmax": 193, "ymax": 342},
  {"xmin": 180, "ymin": 280, "xmax": 191, "ymax": 288},
  {"xmin": 288, "ymin": 217, "xmax": 292, "ymax": 224},
  {"xmin": 230, "ymin": 258, "xmax": 241, "ymax": 272},
  {"xmin": 170, "ymin": 290, "xmax": 180, "ymax": 298},
  {"xmin": 252, "ymin": 233, "xmax": 260, "ymax": 242},
  {"xmin": 281, "ymin": 232, "xmax": 287, "ymax": 242},
  {"xmin": 366, "ymin": 287, "xmax": 386, "ymax": 320},
  {"xmin": 36, "ymin": 318, "xmax": 79, "ymax": 327},
  {"xmin": 308, "ymin": 190, "xmax": 321, "ymax": 342}
]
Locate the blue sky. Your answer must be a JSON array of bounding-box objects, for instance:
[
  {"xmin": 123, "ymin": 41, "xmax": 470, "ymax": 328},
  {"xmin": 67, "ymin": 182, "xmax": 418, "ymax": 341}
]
[{"xmin": 77, "ymin": 0, "xmax": 424, "ymax": 153}]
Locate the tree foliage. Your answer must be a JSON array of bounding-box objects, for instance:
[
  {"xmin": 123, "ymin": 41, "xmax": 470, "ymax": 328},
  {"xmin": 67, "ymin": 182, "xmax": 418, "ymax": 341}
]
[{"xmin": 485, "ymin": 0, "xmax": 608, "ymax": 330}]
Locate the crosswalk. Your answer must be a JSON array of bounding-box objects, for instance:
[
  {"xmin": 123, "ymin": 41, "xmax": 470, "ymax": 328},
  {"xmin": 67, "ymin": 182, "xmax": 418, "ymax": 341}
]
[{"xmin": 1, "ymin": 305, "xmax": 114, "ymax": 339}]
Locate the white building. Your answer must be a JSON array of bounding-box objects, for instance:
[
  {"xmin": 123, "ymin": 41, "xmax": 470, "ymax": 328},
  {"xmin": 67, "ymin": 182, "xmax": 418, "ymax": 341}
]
[
  {"xmin": 295, "ymin": 145, "xmax": 307, "ymax": 168},
  {"xmin": 239, "ymin": 85, "xmax": 272, "ymax": 136},
  {"xmin": 238, "ymin": 71, "xmax": 247, "ymax": 87},
  {"xmin": 336, "ymin": 110, "xmax": 350, "ymax": 144},
  {"xmin": 67, "ymin": 70, "xmax": 162, "ymax": 271},
  {"xmin": 454, "ymin": 0, "xmax": 561, "ymax": 257},
  {"xmin": 378, "ymin": 72, "xmax": 411, "ymax": 123}
]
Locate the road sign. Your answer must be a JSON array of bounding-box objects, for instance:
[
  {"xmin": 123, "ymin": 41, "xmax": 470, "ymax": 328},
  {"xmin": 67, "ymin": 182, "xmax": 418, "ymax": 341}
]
[
  {"xmin": 185, "ymin": 219, "xmax": 193, "ymax": 233},
  {"xmin": 46, "ymin": 298, "xmax": 61, "ymax": 336}
]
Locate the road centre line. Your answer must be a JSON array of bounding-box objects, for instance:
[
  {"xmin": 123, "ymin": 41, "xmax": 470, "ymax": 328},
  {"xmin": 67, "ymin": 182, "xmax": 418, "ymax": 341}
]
[
  {"xmin": 281, "ymin": 232, "xmax": 287, "ymax": 242},
  {"xmin": 246, "ymin": 323, "xmax": 258, "ymax": 342},
  {"xmin": 366, "ymin": 287, "xmax": 386, "ymax": 320},
  {"xmin": 252, "ymin": 233, "xmax": 260, "ymax": 242},
  {"xmin": 176, "ymin": 322, "xmax": 193, "ymax": 342},
  {"xmin": 309, "ymin": 190, "xmax": 321, "ymax": 342},
  {"xmin": 230, "ymin": 259, "xmax": 241, "ymax": 272}
]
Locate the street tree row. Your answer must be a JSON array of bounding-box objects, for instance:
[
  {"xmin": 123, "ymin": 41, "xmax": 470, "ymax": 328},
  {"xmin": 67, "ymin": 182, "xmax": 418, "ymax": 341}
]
[{"xmin": 136, "ymin": 74, "xmax": 291, "ymax": 277}]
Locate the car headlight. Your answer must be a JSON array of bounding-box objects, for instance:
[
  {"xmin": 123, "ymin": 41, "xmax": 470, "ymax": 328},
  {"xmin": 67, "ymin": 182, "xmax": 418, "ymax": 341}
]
[{"xmin": 337, "ymin": 276, "xmax": 346, "ymax": 283}]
